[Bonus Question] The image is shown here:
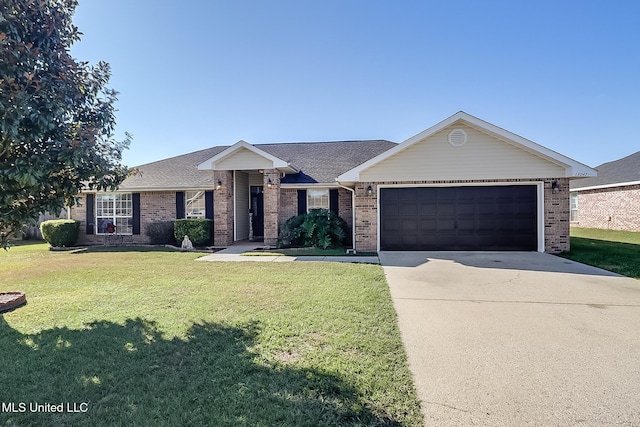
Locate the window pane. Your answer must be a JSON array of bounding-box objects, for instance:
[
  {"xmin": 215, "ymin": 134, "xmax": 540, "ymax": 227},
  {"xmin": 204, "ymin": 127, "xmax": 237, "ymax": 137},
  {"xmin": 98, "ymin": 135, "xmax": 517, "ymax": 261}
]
[
  {"xmin": 307, "ymin": 189, "xmax": 329, "ymax": 211},
  {"xmin": 186, "ymin": 190, "xmax": 206, "ymax": 218},
  {"xmin": 95, "ymin": 192, "xmax": 133, "ymax": 234}
]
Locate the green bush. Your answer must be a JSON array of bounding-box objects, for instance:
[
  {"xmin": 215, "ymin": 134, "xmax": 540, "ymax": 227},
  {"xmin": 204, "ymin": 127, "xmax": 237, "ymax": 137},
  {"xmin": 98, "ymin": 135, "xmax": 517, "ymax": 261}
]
[
  {"xmin": 40, "ymin": 219, "xmax": 80, "ymax": 247},
  {"xmin": 279, "ymin": 209, "xmax": 347, "ymax": 249},
  {"xmin": 145, "ymin": 221, "xmax": 176, "ymax": 245},
  {"xmin": 174, "ymin": 219, "xmax": 212, "ymax": 247},
  {"xmin": 278, "ymin": 214, "xmax": 306, "ymax": 248}
]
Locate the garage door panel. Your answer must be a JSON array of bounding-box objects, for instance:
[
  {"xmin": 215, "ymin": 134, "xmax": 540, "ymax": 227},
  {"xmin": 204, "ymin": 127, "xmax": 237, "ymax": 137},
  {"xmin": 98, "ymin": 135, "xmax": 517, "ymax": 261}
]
[
  {"xmin": 438, "ymin": 219, "xmax": 456, "ymax": 231},
  {"xmin": 380, "ymin": 185, "xmax": 538, "ymax": 251},
  {"xmin": 401, "ymin": 219, "xmax": 418, "ymax": 231},
  {"xmin": 385, "ymin": 219, "xmax": 401, "ymax": 231},
  {"xmin": 419, "ymin": 219, "xmax": 437, "ymax": 231},
  {"xmin": 437, "ymin": 203, "xmax": 456, "ymax": 216},
  {"xmin": 419, "ymin": 203, "xmax": 437, "ymax": 215},
  {"xmin": 400, "ymin": 204, "xmax": 418, "ymax": 216}
]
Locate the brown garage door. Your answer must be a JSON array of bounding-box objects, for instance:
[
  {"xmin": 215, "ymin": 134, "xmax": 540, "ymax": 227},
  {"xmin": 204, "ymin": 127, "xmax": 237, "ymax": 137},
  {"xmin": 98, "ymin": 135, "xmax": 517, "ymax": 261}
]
[{"xmin": 380, "ymin": 186, "xmax": 538, "ymax": 251}]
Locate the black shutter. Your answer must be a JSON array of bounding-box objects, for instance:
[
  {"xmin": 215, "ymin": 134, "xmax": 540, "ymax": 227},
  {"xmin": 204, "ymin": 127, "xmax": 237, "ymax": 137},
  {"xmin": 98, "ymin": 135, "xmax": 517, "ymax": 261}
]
[
  {"xmin": 132, "ymin": 193, "xmax": 141, "ymax": 235},
  {"xmin": 297, "ymin": 190, "xmax": 307, "ymax": 215},
  {"xmin": 329, "ymin": 189, "xmax": 339, "ymax": 216},
  {"xmin": 176, "ymin": 191, "xmax": 185, "ymax": 218},
  {"xmin": 205, "ymin": 191, "xmax": 213, "ymax": 220},
  {"xmin": 86, "ymin": 194, "xmax": 95, "ymax": 234}
]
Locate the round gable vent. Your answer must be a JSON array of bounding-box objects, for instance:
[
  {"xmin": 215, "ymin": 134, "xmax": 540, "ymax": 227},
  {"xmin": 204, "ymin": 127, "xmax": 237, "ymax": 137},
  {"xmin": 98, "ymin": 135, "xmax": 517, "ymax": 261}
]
[{"xmin": 448, "ymin": 128, "xmax": 467, "ymax": 147}]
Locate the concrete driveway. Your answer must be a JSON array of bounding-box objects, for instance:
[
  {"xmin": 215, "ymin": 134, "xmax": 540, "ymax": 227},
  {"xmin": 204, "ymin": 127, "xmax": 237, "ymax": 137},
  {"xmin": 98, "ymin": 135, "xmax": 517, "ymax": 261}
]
[{"xmin": 380, "ymin": 251, "xmax": 640, "ymax": 426}]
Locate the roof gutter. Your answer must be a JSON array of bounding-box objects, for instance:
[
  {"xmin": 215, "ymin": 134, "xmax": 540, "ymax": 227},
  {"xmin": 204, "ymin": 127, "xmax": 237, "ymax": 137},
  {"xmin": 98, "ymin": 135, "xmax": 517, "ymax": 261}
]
[{"xmin": 335, "ymin": 180, "xmax": 357, "ymax": 253}]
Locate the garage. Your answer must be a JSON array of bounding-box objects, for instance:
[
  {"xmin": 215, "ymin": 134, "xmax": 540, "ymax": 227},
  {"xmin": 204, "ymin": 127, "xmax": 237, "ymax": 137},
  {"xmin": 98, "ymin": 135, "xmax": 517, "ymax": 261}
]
[{"xmin": 380, "ymin": 185, "xmax": 538, "ymax": 251}]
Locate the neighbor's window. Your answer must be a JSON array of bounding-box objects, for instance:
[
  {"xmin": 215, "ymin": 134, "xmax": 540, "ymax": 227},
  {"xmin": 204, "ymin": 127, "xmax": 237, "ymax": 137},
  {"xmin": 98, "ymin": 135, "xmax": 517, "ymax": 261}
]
[
  {"xmin": 186, "ymin": 190, "xmax": 206, "ymax": 218},
  {"xmin": 570, "ymin": 192, "xmax": 578, "ymax": 221},
  {"xmin": 96, "ymin": 193, "xmax": 133, "ymax": 234},
  {"xmin": 307, "ymin": 189, "xmax": 329, "ymax": 211}
]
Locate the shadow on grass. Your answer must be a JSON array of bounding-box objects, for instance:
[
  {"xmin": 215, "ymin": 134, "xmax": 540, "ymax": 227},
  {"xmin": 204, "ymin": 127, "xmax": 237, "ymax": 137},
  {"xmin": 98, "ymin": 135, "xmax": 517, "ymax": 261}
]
[{"xmin": 0, "ymin": 316, "xmax": 399, "ymax": 427}]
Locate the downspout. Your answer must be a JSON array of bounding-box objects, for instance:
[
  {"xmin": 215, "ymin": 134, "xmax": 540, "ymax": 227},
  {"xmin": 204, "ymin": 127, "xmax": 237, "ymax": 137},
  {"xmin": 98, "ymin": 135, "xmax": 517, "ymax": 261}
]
[{"xmin": 335, "ymin": 180, "xmax": 357, "ymax": 253}]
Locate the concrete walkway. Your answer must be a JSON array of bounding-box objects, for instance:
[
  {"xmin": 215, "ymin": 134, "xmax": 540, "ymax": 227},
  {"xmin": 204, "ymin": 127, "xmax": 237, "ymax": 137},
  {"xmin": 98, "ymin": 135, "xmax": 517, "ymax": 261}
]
[
  {"xmin": 380, "ymin": 251, "xmax": 640, "ymax": 426},
  {"xmin": 195, "ymin": 241, "xmax": 379, "ymax": 264}
]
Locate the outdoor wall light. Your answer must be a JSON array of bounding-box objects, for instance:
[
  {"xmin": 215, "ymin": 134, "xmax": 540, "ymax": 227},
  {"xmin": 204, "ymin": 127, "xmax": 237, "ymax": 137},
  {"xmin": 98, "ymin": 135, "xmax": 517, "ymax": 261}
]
[
  {"xmin": 267, "ymin": 178, "xmax": 273, "ymax": 188},
  {"xmin": 216, "ymin": 180, "xmax": 222, "ymax": 190},
  {"xmin": 366, "ymin": 185, "xmax": 373, "ymax": 196},
  {"xmin": 551, "ymin": 181, "xmax": 560, "ymax": 194}
]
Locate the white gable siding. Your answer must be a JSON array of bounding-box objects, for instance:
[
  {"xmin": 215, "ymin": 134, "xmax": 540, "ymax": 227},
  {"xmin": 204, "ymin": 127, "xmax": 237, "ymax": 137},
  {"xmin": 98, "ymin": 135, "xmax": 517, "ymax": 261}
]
[
  {"xmin": 215, "ymin": 148, "xmax": 274, "ymax": 170},
  {"xmin": 360, "ymin": 124, "xmax": 565, "ymax": 181}
]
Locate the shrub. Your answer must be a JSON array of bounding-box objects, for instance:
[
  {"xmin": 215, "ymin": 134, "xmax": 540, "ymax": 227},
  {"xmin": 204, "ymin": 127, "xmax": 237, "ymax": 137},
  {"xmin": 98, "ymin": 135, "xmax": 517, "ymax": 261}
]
[
  {"xmin": 145, "ymin": 221, "xmax": 176, "ymax": 245},
  {"xmin": 278, "ymin": 214, "xmax": 306, "ymax": 248},
  {"xmin": 174, "ymin": 219, "xmax": 213, "ymax": 247},
  {"xmin": 40, "ymin": 219, "xmax": 80, "ymax": 247},
  {"xmin": 279, "ymin": 209, "xmax": 347, "ymax": 249}
]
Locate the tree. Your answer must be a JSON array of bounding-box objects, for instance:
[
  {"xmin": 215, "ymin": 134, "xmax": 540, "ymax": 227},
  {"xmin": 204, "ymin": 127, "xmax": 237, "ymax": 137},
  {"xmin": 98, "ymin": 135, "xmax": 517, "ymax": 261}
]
[{"xmin": 0, "ymin": 0, "xmax": 130, "ymax": 249}]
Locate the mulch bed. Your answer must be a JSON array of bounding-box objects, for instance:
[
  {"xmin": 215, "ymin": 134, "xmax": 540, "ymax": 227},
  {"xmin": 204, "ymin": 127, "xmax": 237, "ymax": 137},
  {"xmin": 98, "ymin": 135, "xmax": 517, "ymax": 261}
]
[{"xmin": 0, "ymin": 292, "xmax": 26, "ymax": 313}]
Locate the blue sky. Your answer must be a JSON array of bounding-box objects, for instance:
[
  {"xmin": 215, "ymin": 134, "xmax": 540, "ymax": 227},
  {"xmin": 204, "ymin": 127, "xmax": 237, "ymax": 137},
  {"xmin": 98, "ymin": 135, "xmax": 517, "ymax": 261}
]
[{"xmin": 71, "ymin": 1, "xmax": 640, "ymax": 168}]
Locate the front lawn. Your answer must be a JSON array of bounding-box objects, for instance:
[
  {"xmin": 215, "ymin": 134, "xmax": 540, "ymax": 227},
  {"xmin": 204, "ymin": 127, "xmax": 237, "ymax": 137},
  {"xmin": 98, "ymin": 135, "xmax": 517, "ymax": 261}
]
[
  {"xmin": 559, "ymin": 227, "xmax": 640, "ymax": 279},
  {"xmin": 0, "ymin": 243, "xmax": 422, "ymax": 426}
]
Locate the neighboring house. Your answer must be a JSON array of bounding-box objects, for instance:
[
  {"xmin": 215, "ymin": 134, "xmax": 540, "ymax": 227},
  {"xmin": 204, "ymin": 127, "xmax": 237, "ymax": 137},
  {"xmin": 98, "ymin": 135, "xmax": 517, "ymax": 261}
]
[
  {"xmin": 70, "ymin": 111, "xmax": 596, "ymax": 253},
  {"xmin": 569, "ymin": 150, "xmax": 640, "ymax": 232}
]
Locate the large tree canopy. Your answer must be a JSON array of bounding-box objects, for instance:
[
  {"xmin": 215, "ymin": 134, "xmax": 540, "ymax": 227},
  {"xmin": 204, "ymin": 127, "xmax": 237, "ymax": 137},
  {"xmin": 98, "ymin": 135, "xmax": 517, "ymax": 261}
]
[{"xmin": 0, "ymin": 0, "xmax": 130, "ymax": 248}]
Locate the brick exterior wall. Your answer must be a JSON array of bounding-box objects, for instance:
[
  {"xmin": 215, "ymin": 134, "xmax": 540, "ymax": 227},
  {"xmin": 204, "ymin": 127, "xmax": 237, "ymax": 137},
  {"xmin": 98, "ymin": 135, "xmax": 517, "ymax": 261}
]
[
  {"xmin": 573, "ymin": 184, "xmax": 640, "ymax": 232},
  {"xmin": 71, "ymin": 191, "xmax": 177, "ymax": 245},
  {"xmin": 279, "ymin": 188, "xmax": 298, "ymax": 224},
  {"xmin": 213, "ymin": 170, "xmax": 234, "ymax": 247},
  {"xmin": 354, "ymin": 178, "xmax": 570, "ymax": 253},
  {"xmin": 543, "ymin": 178, "xmax": 570, "ymax": 253},
  {"xmin": 263, "ymin": 170, "xmax": 281, "ymax": 246},
  {"xmin": 338, "ymin": 188, "xmax": 353, "ymax": 244}
]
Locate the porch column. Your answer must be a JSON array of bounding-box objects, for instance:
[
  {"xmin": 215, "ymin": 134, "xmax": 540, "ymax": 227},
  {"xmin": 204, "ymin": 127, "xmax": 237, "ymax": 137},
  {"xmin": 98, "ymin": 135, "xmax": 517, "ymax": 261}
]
[
  {"xmin": 263, "ymin": 169, "xmax": 280, "ymax": 246},
  {"xmin": 213, "ymin": 170, "xmax": 234, "ymax": 247}
]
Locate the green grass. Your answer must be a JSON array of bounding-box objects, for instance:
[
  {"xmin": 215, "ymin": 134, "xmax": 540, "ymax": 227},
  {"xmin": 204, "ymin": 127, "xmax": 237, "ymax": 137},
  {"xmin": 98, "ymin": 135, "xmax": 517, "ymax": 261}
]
[
  {"xmin": 569, "ymin": 227, "xmax": 640, "ymax": 245},
  {"xmin": 559, "ymin": 228, "xmax": 640, "ymax": 279},
  {"xmin": 0, "ymin": 242, "xmax": 422, "ymax": 426}
]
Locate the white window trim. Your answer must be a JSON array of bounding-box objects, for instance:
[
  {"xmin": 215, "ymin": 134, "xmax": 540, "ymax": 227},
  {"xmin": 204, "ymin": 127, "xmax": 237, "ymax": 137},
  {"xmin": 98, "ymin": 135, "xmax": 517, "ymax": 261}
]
[
  {"xmin": 307, "ymin": 188, "xmax": 330, "ymax": 212},
  {"xmin": 95, "ymin": 193, "xmax": 133, "ymax": 235},
  {"xmin": 185, "ymin": 190, "xmax": 206, "ymax": 219},
  {"xmin": 570, "ymin": 192, "xmax": 579, "ymax": 222}
]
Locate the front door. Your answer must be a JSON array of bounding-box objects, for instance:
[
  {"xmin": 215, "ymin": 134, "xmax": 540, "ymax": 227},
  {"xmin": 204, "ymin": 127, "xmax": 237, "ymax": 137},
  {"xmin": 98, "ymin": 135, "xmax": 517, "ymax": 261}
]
[{"xmin": 250, "ymin": 186, "xmax": 264, "ymax": 239}]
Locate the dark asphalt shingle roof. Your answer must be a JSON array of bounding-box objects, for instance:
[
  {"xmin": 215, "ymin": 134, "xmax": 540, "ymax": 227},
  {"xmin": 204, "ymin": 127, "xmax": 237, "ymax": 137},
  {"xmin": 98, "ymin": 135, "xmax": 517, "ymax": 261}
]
[
  {"xmin": 571, "ymin": 150, "xmax": 640, "ymax": 189},
  {"xmin": 119, "ymin": 140, "xmax": 396, "ymax": 190}
]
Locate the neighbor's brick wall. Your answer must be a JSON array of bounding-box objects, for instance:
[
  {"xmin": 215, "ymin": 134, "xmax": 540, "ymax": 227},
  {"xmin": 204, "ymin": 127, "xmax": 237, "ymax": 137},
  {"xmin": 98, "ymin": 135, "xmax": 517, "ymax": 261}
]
[
  {"xmin": 354, "ymin": 178, "xmax": 570, "ymax": 253},
  {"xmin": 71, "ymin": 191, "xmax": 177, "ymax": 245},
  {"xmin": 573, "ymin": 184, "xmax": 640, "ymax": 232}
]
